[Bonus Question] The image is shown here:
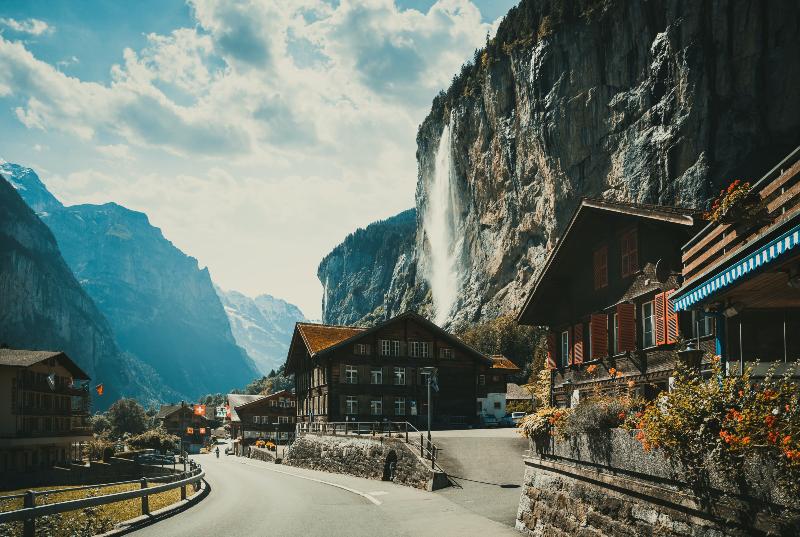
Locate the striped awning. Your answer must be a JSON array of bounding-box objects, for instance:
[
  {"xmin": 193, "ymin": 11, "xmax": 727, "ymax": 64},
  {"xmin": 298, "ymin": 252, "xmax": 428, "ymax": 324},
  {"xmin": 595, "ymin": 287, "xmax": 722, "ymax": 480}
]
[{"xmin": 674, "ymin": 223, "xmax": 800, "ymax": 311}]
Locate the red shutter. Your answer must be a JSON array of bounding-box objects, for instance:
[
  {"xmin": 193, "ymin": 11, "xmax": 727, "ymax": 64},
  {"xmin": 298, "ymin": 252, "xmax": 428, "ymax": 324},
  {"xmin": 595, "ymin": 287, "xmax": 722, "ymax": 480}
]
[
  {"xmin": 573, "ymin": 324, "xmax": 584, "ymax": 365},
  {"xmin": 546, "ymin": 332, "xmax": 557, "ymax": 369},
  {"xmin": 665, "ymin": 289, "xmax": 679, "ymax": 344},
  {"xmin": 617, "ymin": 303, "xmax": 636, "ymax": 352},
  {"xmin": 589, "ymin": 314, "xmax": 608, "ymax": 360},
  {"xmin": 654, "ymin": 292, "xmax": 666, "ymax": 346}
]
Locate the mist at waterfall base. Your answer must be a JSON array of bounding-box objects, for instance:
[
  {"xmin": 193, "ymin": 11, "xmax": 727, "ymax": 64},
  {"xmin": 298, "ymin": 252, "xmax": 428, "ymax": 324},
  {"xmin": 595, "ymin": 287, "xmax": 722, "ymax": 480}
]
[{"xmin": 422, "ymin": 122, "xmax": 464, "ymax": 326}]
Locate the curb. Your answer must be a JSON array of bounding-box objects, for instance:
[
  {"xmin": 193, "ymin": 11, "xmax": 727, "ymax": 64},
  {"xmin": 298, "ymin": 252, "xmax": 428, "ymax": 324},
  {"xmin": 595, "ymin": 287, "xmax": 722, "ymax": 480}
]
[{"xmin": 96, "ymin": 478, "xmax": 210, "ymax": 537}]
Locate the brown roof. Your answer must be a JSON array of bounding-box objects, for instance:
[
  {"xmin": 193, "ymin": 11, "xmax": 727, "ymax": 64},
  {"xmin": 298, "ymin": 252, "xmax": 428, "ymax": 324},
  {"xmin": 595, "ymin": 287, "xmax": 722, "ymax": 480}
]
[
  {"xmin": 155, "ymin": 404, "xmax": 209, "ymax": 421},
  {"xmin": 0, "ymin": 349, "xmax": 90, "ymax": 380},
  {"xmin": 506, "ymin": 383, "xmax": 533, "ymax": 400},
  {"xmin": 296, "ymin": 323, "xmax": 366, "ymax": 356},
  {"xmin": 227, "ymin": 394, "xmax": 265, "ymax": 422},
  {"xmin": 491, "ymin": 355, "xmax": 521, "ymax": 372}
]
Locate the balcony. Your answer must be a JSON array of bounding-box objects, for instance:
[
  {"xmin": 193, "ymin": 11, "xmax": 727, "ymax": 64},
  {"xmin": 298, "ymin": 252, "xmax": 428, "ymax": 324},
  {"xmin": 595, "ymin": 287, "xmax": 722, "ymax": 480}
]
[
  {"xmin": 16, "ymin": 405, "xmax": 90, "ymax": 417},
  {"xmin": 1, "ymin": 427, "xmax": 93, "ymax": 439},
  {"xmin": 21, "ymin": 382, "xmax": 90, "ymax": 397}
]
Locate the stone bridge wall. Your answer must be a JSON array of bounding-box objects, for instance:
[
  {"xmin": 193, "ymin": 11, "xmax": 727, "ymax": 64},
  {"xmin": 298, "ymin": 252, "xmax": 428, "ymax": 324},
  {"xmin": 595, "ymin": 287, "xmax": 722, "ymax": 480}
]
[
  {"xmin": 283, "ymin": 434, "xmax": 447, "ymax": 491},
  {"xmin": 516, "ymin": 429, "xmax": 799, "ymax": 536}
]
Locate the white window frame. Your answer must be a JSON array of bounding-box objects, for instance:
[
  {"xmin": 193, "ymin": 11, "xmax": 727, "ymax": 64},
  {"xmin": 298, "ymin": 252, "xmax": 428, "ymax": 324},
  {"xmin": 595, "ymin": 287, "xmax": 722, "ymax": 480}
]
[
  {"xmin": 346, "ymin": 396, "xmax": 358, "ymax": 415},
  {"xmin": 478, "ymin": 374, "xmax": 485, "ymax": 386},
  {"xmin": 370, "ymin": 399, "xmax": 382, "ymax": 416},
  {"xmin": 345, "ymin": 365, "xmax": 358, "ymax": 384},
  {"xmin": 692, "ymin": 310, "xmax": 714, "ymax": 338},
  {"xmin": 410, "ymin": 341, "xmax": 430, "ymax": 358},
  {"xmin": 395, "ymin": 397, "xmax": 405, "ymax": 416},
  {"xmin": 560, "ymin": 330, "xmax": 569, "ymax": 367},
  {"xmin": 440, "ymin": 347, "xmax": 453, "ymax": 359},
  {"xmin": 278, "ymin": 416, "xmax": 289, "ymax": 424},
  {"xmin": 613, "ymin": 313, "xmax": 619, "ymax": 355},
  {"xmin": 393, "ymin": 367, "xmax": 405, "ymax": 386},
  {"xmin": 354, "ymin": 343, "xmax": 368, "ymax": 355},
  {"xmin": 642, "ymin": 301, "xmax": 655, "ymax": 348},
  {"xmin": 380, "ymin": 339, "xmax": 401, "ymax": 356},
  {"xmin": 371, "ymin": 368, "xmax": 383, "ymax": 385}
]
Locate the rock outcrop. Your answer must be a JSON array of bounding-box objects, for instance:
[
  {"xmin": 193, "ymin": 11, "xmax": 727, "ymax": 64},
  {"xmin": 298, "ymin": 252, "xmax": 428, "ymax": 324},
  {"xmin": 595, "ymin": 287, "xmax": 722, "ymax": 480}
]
[
  {"xmin": 3, "ymin": 161, "xmax": 259, "ymax": 400},
  {"xmin": 216, "ymin": 287, "xmax": 306, "ymax": 375},
  {"xmin": 0, "ymin": 173, "xmax": 168, "ymax": 406},
  {"xmin": 321, "ymin": 0, "xmax": 800, "ymax": 328}
]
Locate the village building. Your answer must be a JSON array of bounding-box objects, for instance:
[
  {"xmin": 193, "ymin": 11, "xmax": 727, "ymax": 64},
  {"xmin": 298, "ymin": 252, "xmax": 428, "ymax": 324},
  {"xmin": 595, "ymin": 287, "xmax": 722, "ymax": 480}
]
[
  {"xmin": 505, "ymin": 383, "xmax": 534, "ymax": 412},
  {"xmin": 233, "ymin": 390, "xmax": 297, "ymax": 451},
  {"xmin": 226, "ymin": 393, "xmax": 264, "ymax": 455},
  {"xmin": 154, "ymin": 403, "xmax": 210, "ymax": 454},
  {"xmin": 673, "ymin": 146, "xmax": 800, "ymax": 375},
  {"xmin": 517, "ymin": 199, "xmax": 703, "ymax": 406},
  {"xmin": 285, "ymin": 312, "xmax": 494, "ymax": 428},
  {"xmin": 0, "ymin": 349, "xmax": 92, "ymax": 473},
  {"xmin": 477, "ymin": 355, "xmax": 521, "ymax": 419}
]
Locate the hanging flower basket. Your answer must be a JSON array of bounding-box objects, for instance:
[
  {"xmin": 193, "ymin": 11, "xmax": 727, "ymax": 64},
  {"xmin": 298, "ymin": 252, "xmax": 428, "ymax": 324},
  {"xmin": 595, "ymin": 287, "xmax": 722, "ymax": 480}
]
[{"xmin": 704, "ymin": 180, "xmax": 767, "ymax": 225}]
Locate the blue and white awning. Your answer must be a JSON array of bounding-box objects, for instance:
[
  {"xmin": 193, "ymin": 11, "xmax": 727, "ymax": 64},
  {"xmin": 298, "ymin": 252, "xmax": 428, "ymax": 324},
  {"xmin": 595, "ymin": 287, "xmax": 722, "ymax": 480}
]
[{"xmin": 674, "ymin": 223, "xmax": 800, "ymax": 312}]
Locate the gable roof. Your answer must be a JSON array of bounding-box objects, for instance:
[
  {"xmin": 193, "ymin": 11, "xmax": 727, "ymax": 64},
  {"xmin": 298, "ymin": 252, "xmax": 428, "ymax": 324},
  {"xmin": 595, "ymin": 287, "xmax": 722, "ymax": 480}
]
[
  {"xmin": 506, "ymin": 383, "xmax": 533, "ymax": 400},
  {"xmin": 296, "ymin": 323, "xmax": 366, "ymax": 356},
  {"xmin": 155, "ymin": 404, "xmax": 208, "ymax": 421},
  {"xmin": 235, "ymin": 389, "xmax": 295, "ymax": 413},
  {"xmin": 226, "ymin": 394, "xmax": 265, "ymax": 422},
  {"xmin": 517, "ymin": 198, "xmax": 699, "ymax": 325},
  {"xmin": 0, "ymin": 349, "xmax": 90, "ymax": 380},
  {"xmin": 490, "ymin": 355, "xmax": 521, "ymax": 372}
]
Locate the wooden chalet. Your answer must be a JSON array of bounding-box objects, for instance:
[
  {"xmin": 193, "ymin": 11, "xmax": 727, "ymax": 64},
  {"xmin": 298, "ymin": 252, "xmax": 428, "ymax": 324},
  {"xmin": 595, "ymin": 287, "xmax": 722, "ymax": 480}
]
[
  {"xmin": 477, "ymin": 355, "xmax": 522, "ymax": 419},
  {"xmin": 285, "ymin": 312, "xmax": 493, "ymax": 428},
  {"xmin": 154, "ymin": 403, "xmax": 210, "ymax": 454},
  {"xmin": 673, "ymin": 146, "xmax": 800, "ymax": 376},
  {"xmin": 234, "ymin": 390, "xmax": 297, "ymax": 448},
  {"xmin": 517, "ymin": 199, "xmax": 703, "ymax": 406}
]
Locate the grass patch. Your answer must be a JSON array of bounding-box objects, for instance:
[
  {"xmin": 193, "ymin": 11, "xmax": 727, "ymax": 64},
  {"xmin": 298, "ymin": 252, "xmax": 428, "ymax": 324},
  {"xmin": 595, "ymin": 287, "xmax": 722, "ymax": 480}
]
[{"xmin": 0, "ymin": 479, "xmax": 197, "ymax": 536}]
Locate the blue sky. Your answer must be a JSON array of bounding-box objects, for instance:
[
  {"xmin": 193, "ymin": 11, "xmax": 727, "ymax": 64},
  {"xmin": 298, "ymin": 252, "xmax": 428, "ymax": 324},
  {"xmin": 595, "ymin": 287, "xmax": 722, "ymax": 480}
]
[{"xmin": 0, "ymin": 0, "xmax": 518, "ymax": 318}]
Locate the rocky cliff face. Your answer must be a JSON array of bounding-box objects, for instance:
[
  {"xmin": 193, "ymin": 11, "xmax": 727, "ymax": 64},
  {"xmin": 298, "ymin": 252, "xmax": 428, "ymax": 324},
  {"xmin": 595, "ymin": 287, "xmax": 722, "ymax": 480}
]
[
  {"xmin": 3, "ymin": 162, "xmax": 259, "ymax": 400},
  {"xmin": 318, "ymin": 209, "xmax": 424, "ymax": 325},
  {"xmin": 0, "ymin": 172, "xmax": 170, "ymax": 406},
  {"xmin": 322, "ymin": 0, "xmax": 800, "ymax": 328},
  {"xmin": 216, "ymin": 287, "xmax": 305, "ymax": 375}
]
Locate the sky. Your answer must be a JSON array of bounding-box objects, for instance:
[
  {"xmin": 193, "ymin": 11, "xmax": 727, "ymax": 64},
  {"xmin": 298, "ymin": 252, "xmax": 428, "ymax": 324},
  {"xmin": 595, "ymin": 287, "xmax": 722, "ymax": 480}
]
[{"xmin": 0, "ymin": 0, "xmax": 518, "ymax": 319}]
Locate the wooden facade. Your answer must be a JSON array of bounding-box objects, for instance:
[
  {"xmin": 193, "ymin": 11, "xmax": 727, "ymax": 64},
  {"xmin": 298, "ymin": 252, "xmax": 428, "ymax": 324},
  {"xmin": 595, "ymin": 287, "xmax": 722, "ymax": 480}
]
[
  {"xmin": 517, "ymin": 199, "xmax": 704, "ymax": 406},
  {"xmin": 285, "ymin": 312, "xmax": 493, "ymax": 428},
  {"xmin": 673, "ymin": 146, "xmax": 800, "ymax": 376},
  {"xmin": 235, "ymin": 390, "xmax": 297, "ymax": 444}
]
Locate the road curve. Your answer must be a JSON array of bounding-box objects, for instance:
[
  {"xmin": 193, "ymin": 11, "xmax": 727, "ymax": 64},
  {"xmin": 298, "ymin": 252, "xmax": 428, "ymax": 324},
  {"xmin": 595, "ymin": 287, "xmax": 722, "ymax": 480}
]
[{"xmin": 130, "ymin": 443, "xmax": 519, "ymax": 537}]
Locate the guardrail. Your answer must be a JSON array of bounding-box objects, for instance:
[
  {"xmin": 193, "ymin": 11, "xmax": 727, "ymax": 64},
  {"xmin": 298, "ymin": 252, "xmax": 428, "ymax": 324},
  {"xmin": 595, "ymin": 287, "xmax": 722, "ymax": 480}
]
[
  {"xmin": 0, "ymin": 460, "xmax": 205, "ymax": 536},
  {"xmin": 296, "ymin": 421, "xmax": 445, "ymax": 473}
]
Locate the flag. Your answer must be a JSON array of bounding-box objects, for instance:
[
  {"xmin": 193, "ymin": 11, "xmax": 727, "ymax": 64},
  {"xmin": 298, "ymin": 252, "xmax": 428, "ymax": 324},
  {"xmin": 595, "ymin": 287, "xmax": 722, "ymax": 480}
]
[
  {"xmin": 225, "ymin": 405, "xmax": 231, "ymax": 418},
  {"xmin": 95, "ymin": 384, "xmax": 104, "ymax": 396},
  {"xmin": 199, "ymin": 428, "xmax": 206, "ymax": 434},
  {"xmin": 47, "ymin": 373, "xmax": 56, "ymax": 391},
  {"xmin": 187, "ymin": 427, "xmax": 194, "ymax": 434},
  {"xmin": 194, "ymin": 404, "xmax": 206, "ymax": 416}
]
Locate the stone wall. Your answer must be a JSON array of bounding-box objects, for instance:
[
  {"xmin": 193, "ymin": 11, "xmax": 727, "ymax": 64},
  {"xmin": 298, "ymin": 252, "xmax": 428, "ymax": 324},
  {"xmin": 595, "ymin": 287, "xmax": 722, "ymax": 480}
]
[
  {"xmin": 247, "ymin": 446, "xmax": 275, "ymax": 463},
  {"xmin": 516, "ymin": 430, "xmax": 799, "ymax": 536},
  {"xmin": 0, "ymin": 458, "xmax": 175, "ymax": 490},
  {"xmin": 283, "ymin": 434, "xmax": 447, "ymax": 491}
]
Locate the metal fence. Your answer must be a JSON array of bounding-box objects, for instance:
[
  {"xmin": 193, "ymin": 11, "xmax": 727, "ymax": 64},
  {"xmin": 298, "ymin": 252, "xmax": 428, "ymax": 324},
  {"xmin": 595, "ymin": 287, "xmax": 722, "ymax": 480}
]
[
  {"xmin": 296, "ymin": 421, "xmax": 444, "ymax": 472},
  {"xmin": 0, "ymin": 460, "xmax": 204, "ymax": 537}
]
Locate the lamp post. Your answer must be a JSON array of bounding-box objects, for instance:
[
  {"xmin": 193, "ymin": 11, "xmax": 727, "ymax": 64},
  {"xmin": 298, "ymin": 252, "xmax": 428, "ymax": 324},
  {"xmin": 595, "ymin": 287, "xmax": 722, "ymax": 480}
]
[
  {"xmin": 677, "ymin": 340, "xmax": 705, "ymax": 373},
  {"xmin": 420, "ymin": 367, "xmax": 437, "ymax": 452}
]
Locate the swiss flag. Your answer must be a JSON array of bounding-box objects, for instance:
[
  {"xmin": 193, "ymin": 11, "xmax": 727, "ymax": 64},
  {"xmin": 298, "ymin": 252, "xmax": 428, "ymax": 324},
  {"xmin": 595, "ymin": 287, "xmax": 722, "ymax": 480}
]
[{"xmin": 194, "ymin": 404, "xmax": 206, "ymax": 416}]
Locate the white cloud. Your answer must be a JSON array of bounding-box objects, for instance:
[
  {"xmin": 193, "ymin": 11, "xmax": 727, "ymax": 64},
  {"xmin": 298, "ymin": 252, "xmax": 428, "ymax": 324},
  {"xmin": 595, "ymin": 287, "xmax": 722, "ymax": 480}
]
[
  {"xmin": 0, "ymin": 1, "xmax": 502, "ymax": 316},
  {"xmin": 0, "ymin": 17, "xmax": 52, "ymax": 36}
]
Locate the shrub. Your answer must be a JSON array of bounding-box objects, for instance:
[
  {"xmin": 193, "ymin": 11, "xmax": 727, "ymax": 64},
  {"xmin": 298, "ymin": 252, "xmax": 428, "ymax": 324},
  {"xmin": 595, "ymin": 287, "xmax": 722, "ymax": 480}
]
[
  {"xmin": 127, "ymin": 427, "xmax": 180, "ymax": 453},
  {"xmin": 83, "ymin": 437, "xmax": 114, "ymax": 461},
  {"xmin": 557, "ymin": 394, "xmax": 644, "ymax": 438}
]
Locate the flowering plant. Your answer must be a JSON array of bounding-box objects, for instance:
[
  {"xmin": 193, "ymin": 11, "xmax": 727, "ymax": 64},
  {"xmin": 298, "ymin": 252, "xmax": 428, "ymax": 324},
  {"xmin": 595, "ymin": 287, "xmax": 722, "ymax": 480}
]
[{"xmin": 704, "ymin": 179, "xmax": 757, "ymax": 223}]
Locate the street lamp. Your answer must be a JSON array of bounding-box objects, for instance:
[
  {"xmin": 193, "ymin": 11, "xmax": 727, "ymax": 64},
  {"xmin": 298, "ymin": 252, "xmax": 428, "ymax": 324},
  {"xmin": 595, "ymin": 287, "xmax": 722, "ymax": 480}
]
[{"xmin": 420, "ymin": 367, "xmax": 437, "ymax": 451}]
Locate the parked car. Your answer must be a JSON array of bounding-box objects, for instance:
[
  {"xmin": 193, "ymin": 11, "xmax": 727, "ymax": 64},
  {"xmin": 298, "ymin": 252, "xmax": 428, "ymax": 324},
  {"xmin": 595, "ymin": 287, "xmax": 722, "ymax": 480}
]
[
  {"xmin": 224, "ymin": 446, "xmax": 232, "ymax": 455},
  {"xmin": 480, "ymin": 414, "xmax": 499, "ymax": 428},
  {"xmin": 499, "ymin": 414, "xmax": 515, "ymax": 427},
  {"xmin": 511, "ymin": 412, "xmax": 527, "ymax": 425}
]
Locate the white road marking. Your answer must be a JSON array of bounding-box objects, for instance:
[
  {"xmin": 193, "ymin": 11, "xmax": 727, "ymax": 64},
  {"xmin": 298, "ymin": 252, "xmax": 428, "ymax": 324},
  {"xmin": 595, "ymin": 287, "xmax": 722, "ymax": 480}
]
[
  {"xmin": 366, "ymin": 491, "xmax": 388, "ymax": 496},
  {"xmin": 234, "ymin": 459, "xmax": 383, "ymax": 505}
]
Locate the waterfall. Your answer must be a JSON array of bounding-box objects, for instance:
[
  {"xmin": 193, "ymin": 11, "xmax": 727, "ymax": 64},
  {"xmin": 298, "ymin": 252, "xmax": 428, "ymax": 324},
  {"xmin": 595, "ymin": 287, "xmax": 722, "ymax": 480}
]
[{"xmin": 422, "ymin": 121, "xmax": 463, "ymax": 325}]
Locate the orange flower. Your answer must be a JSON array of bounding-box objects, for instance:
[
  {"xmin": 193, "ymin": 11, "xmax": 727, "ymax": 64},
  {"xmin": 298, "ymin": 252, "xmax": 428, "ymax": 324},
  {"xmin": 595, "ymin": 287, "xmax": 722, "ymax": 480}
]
[
  {"xmin": 783, "ymin": 435, "xmax": 793, "ymax": 446},
  {"xmin": 627, "ymin": 380, "xmax": 636, "ymax": 389},
  {"xmin": 586, "ymin": 364, "xmax": 598, "ymax": 374},
  {"xmin": 617, "ymin": 411, "xmax": 626, "ymax": 420},
  {"xmin": 764, "ymin": 389, "xmax": 778, "ymax": 400},
  {"xmin": 765, "ymin": 415, "xmax": 777, "ymax": 428},
  {"xmin": 741, "ymin": 436, "xmax": 751, "ymax": 445},
  {"xmin": 608, "ymin": 367, "xmax": 617, "ymax": 377},
  {"xmin": 726, "ymin": 408, "xmax": 743, "ymax": 422},
  {"xmin": 768, "ymin": 431, "xmax": 779, "ymax": 444}
]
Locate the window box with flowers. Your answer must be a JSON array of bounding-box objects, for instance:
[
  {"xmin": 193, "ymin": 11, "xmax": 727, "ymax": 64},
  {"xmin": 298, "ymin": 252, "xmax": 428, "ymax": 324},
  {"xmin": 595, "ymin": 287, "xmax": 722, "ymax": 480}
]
[{"xmin": 704, "ymin": 179, "xmax": 767, "ymax": 226}]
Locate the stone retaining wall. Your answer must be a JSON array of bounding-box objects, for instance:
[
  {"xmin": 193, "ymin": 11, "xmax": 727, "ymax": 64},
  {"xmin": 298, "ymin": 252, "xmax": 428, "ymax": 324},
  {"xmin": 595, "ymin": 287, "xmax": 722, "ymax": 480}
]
[
  {"xmin": 516, "ymin": 430, "xmax": 799, "ymax": 536},
  {"xmin": 247, "ymin": 446, "xmax": 276, "ymax": 463},
  {"xmin": 283, "ymin": 434, "xmax": 447, "ymax": 490}
]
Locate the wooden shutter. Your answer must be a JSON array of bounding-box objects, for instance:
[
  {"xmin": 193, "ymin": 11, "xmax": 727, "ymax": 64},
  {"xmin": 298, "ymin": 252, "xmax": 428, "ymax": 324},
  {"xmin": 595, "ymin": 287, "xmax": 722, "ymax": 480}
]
[
  {"xmin": 546, "ymin": 333, "xmax": 557, "ymax": 369},
  {"xmin": 654, "ymin": 292, "xmax": 666, "ymax": 346},
  {"xmin": 589, "ymin": 314, "xmax": 608, "ymax": 360},
  {"xmin": 617, "ymin": 303, "xmax": 636, "ymax": 352},
  {"xmin": 573, "ymin": 324, "xmax": 584, "ymax": 365},
  {"xmin": 665, "ymin": 289, "xmax": 679, "ymax": 344}
]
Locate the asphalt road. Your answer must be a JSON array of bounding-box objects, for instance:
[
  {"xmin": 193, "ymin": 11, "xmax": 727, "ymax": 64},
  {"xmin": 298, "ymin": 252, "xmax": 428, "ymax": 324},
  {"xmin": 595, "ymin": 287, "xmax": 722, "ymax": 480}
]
[{"xmin": 130, "ymin": 441, "xmax": 518, "ymax": 537}]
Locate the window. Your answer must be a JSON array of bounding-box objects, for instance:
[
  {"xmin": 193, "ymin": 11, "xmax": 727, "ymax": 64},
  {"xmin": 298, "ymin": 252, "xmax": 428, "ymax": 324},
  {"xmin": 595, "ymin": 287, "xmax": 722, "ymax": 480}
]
[
  {"xmin": 370, "ymin": 399, "xmax": 382, "ymax": 416},
  {"xmin": 395, "ymin": 397, "xmax": 405, "ymax": 416},
  {"xmin": 494, "ymin": 401, "xmax": 501, "ymax": 410},
  {"xmin": 345, "ymin": 365, "xmax": 358, "ymax": 384},
  {"xmin": 593, "ymin": 245, "xmax": 608, "ymax": 289},
  {"xmin": 478, "ymin": 375, "xmax": 485, "ymax": 386},
  {"xmin": 380, "ymin": 340, "xmax": 401, "ymax": 356},
  {"xmin": 492, "ymin": 375, "xmax": 500, "ymax": 382},
  {"xmin": 613, "ymin": 313, "xmax": 619, "ymax": 355},
  {"xmin": 409, "ymin": 341, "xmax": 430, "ymax": 358},
  {"xmin": 620, "ymin": 228, "xmax": 639, "ymax": 277},
  {"xmin": 354, "ymin": 343, "xmax": 369, "ymax": 355},
  {"xmin": 278, "ymin": 416, "xmax": 289, "ymax": 424},
  {"xmin": 346, "ymin": 396, "xmax": 358, "ymax": 415},
  {"xmin": 560, "ymin": 330, "xmax": 570, "ymax": 367},
  {"xmin": 692, "ymin": 311, "xmax": 714, "ymax": 338},
  {"xmin": 642, "ymin": 302, "xmax": 655, "ymax": 348},
  {"xmin": 270, "ymin": 400, "xmax": 277, "ymax": 407},
  {"xmin": 440, "ymin": 347, "xmax": 453, "ymax": 359},
  {"xmin": 393, "ymin": 367, "xmax": 405, "ymax": 386},
  {"xmin": 371, "ymin": 368, "xmax": 383, "ymax": 385}
]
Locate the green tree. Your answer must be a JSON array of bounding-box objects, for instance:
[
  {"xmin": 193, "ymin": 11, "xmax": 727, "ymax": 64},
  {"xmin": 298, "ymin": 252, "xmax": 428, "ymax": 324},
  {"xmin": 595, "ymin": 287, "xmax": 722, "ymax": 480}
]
[
  {"xmin": 457, "ymin": 314, "xmax": 545, "ymax": 376},
  {"xmin": 128, "ymin": 427, "xmax": 180, "ymax": 453},
  {"xmin": 107, "ymin": 398, "xmax": 148, "ymax": 438},
  {"xmin": 89, "ymin": 412, "xmax": 111, "ymax": 435}
]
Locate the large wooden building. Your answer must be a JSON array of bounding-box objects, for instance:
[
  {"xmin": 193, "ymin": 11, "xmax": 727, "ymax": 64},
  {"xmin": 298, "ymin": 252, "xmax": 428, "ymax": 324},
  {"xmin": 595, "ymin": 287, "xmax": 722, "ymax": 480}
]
[
  {"xmin": 673, "ymin": 146, "xmax": 800, "ymax": 376},
  {"xmin": 517, "ymin": 199, "xmax": 704, "ymax": 406},
  {"xmin": 0, "ymin": 349, "xmax": 92, "ymax": 473},
  {"xmin": 233, "ymin": 390, "xmax": 296, "ymax": 448},
  {"xmin": 285, "ymin": 312, "xmax": 495, "ymax": 428}
]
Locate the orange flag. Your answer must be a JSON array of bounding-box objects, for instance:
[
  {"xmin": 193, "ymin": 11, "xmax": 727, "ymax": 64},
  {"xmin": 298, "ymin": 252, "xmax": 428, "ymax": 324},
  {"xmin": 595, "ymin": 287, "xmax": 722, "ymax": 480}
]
[
  {"xmin": 95, "ymin": 384, "xmax": 104, "ymax": 396},
  {"xmin": 194, "ymin": 404, "xmax": 206, "ymax": 416}
]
